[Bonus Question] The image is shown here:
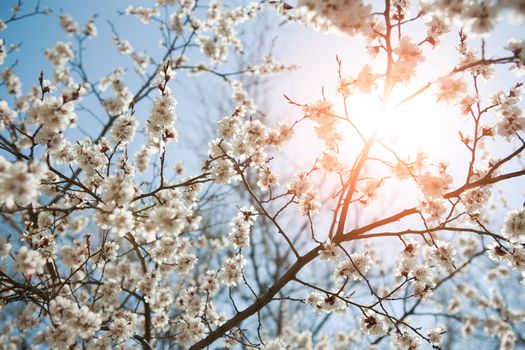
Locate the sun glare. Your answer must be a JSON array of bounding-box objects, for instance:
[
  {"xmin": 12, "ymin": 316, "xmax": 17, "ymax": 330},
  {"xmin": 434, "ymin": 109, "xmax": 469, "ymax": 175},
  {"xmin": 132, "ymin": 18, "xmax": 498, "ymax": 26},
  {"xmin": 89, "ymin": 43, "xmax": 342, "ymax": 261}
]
[{"xmin": 336, "ymin": 87, "xmax": 438, "ymax": 159}]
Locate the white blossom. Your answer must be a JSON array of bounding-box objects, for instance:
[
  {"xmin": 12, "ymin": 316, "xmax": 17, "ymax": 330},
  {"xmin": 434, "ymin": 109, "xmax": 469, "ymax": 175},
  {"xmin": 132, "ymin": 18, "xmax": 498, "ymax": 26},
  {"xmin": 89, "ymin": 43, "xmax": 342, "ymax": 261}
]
[
  {"xmin": 429, "ymin": 240, "xmax": 457, "ymax": 272},
  {"xmin": 228, "ymin": 206, "xmax": 257, "ymax": 248},
  {"xmin": 107, "ymin": 207, "xmax": 134, "ymax": 237},
  {"xmin": 111, "ymin": 114, "xmax": 138, "ymax": 146},
  {"xmin": 0, "ymin": 158, "xmax": 46, "ymax": 208},
  {"xmin": 219, "ymin": 254, "xmax": 246, "ymax": 287},
  {"xmin": 501, "ymin": 208, "xmax": 525, "ymax": 243},
  {"xmin": 45, "ymin": 41, "xmax": 74, "ymax": 67},
  {"xmin": 306, "ymin": 291, "xmax": 346, "ymax": 313},
  {"xmin": 59, "ymin": 14, "xmax": 78, "ymax": 35},
  {"xmin": 83, "ymin": 17, "xmax": 97, "ymax": 38},
  {"xmin": 296, "ymin": 0, "xmax": 373, "ymax": 37},
  {"xmin": 391, "ymin": 331, "xmax": 420, "ymax": 350},
  {"xmin": 14, "ymin": 246, "xmax": 46, "ymax": 275},
  {"xmin": 0, "ymin": 100, "xmax": 16, "ymax": 130},
  {"xmin": 361, "ymin": 314, "xmax": 387, "ymax": 336},
  {"xmin": 334, "ymin": 253, "xmax": 372, "ymax": 281},
  {"xmin": 319, "ymin": 240, "xmax": 338, "ymax": 261}
]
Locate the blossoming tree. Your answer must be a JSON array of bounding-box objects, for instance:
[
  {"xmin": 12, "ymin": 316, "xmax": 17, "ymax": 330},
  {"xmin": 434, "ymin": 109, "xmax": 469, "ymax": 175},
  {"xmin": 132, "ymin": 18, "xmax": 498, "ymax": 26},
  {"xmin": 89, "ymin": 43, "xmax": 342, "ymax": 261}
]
[{"xmin": 0, "ymin": 0, "xmax": 525, "ymax": 349}]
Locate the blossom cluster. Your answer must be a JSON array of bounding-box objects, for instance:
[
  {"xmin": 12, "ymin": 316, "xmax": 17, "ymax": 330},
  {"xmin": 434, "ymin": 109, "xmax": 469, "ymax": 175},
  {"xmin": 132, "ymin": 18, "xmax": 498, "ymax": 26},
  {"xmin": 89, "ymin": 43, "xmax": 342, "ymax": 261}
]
[
  {"xmin": 0, "ymin": 0, "xmax": 524, "ymax": 349},
  {"xmin": 0, "ymin": 157, "xmax": 47, "ymax": 208}
]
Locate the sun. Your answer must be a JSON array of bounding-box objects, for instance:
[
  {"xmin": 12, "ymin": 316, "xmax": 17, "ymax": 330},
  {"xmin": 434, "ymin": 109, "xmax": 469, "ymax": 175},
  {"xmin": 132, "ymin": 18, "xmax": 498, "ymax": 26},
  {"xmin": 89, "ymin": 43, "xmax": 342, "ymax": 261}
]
[{"xmin": 335, "ymin": 87, "xmax": 441, "ymax": 159}]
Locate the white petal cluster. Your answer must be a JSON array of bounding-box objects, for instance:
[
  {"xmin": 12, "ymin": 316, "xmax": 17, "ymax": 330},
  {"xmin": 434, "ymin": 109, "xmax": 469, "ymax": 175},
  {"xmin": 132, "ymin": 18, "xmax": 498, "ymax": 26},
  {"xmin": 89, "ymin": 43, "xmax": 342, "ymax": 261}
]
[
  {"xmin": 429, "ymin": 240, "xmax": 456, "ymax": 272},
  {"xmin": 458, "ymin": 236, "xmax": 479, "ymax": 258},
  {"xmin": 319, "ymin": 240, "xmax": 339, "ymax": 261},
  {"xmin": 261, "ymin": 338, "xmax": 287, "ymax": 350},
  {"xmin": 0, "ymin": 157, "xmax": 46, "ymax": 208},
  {"xmin": 360, "ymin": 314, "xmax": 387, "ymax": 336},
  {"xmin": 462, "ymin": 182, "xmax": 491, "ymax": 214},
  {"xmin": 396, "ymin": 240, "xmax": 419, "ymax": 281},
  {"xmin": 505, "ymin": 39, "xmax": 525, "ymax": 75},
  {"xmin": 219, "ymin": 254, "xmax": 246, "ymax": 287},
  {"xmin": 113, "ymin": 36, "xmax": 133, "ymax": 55},
  {"xmin": 110, "ymin": 114, "xmax": 138, "ymax": 146},
  {"xmin": 427, "ymin": 325, "xmax": 446, "ymax": 346},
  {"xmin": 70, "ymin": 218, "xmax": 90, "ymax": 237},
  {"xmin": 0, "ymin": 39, "xmax": 6, "ymax": 66},
  {"xmin": 60, "ymin": 241, "xmax": 87, "ymax": 268},
  {"xmin": 425, "ymin": 15, "xmax": 450, "ymax": 45},
  {"xmin": 231, "ymin": 80, "xmax": 256, "ymax": 115},
  {"xmin": 306, "ymin": 291, "xmax": 346, "ymax": 313},
  {"xmin": 418, "ymin": 163, "xmax": 452, "ymax": 198},
  {"xmin": 493, "ymin": 84, "xmax": 525, "ymax": 138},
  {"xmin": 200, "ymin": 270, "xmax": 220, "ymax": 296},
  {"xmin": 147, "ymin": 92, "xmax": 178, "ymax": 146},
  {"xmin": 177, "ymin": 287, "xmax": 203, "ymax": 317},
  {"xmin": 0, "ymin": 237, "xmax": 11, "ymax": 258},
  {"xmin": 460, "ymin": 47, "xmax": 495, "ymax": 79},
  {"xmin": 257, "ymin": 166, "xmax": 279, "ymax": 191},
  {"xmin": 355, "ymin": 64, "xmax": 379, "ymax": 94},
  {"xmin": 319, "ymin": 150, "xmax": 343, "ymax": 173},
  {"xmin": 296, "ymin": 0, "xmax": 373, "ymax": 37},
  {"xmin": 298, "ymin": 189, "xmax": 321, "ymax": 216},
  {"xmin": 49, "ymin": 296, "xmax": 101, "ymax": 339},
  {"xmin": 101, "ymin": 175, "xmax": 136, "ymax": 206},
  {"xmin": 83, "ymin": 17, "xmax": 97, "ymax": 38},
  {"xmin": 148, "ymin": 201, "xmax": 191, "ymax": 237},
  {"xmin": 107, "ymin": 207, "xmax": 134, "ymax": 237},
  {"xmin": 392, "ymin": 38, "xmax": 424, "ymax": 83},
  {"xmin": 0, "ymin": 99, "xmax": 16, "ymax": 130},
  {"xmin": 15, "ymin": 303, "xmax": 39, "ymax": 331},
  {"xmin": 130, "ymin": 51, "xmax": 151, "ymax": 75},
  {"xmin": 488, "ymin": 208, "xmax": 525, "ymax": 273},
  {"xmin": 288, "ymin": 171, "xmax": 322, "ymax": 216},
  {"xmin": 208, "ymin": 109, "xmax": 292, "ymax": 185},
  {"xmin": 501, "ymin": 208, "xmax": 525, "ymax": 243},
  {"xmin": 27, "ymin": 96, "xmax": 76, "ymax": 147},
  {"xmin": 100, "ymin": 70, "xmax": 133, "ymax": 116},
  {"xmin": 279, "ymin": 326, "xmax": 313, "ymax": 349},
  {"xmin": 334, "ymin": 252, "xmax": 372, "ymax": 281},
  {"xmin": 302, "ymin": 100, "xmax": 342, "ymax": 149},
  {"xmin": 14, "ymin": 246, "xmax": 46, "ymax": 275},
  {"xmin": 72, "ymin": 139, "xmax": 106, "ymax": 177},
  {"xmin": 195, "ymin": 2, "xmax": 262, "ymax": 65},
  {"xmin": 391, "ymin": 331, "xmax": 420, "ymax": 350},
  {"xmin": 176, "ymin": 315, "xmax": 206, "ymax": 346},
  {"xmin": 228, "ymin": 206, "xmax": 258, "ymax": 249},
  {"xmin": 137, "ymin": 271, "xmax": 159, "ymax": 300},
  {"xmin": 108, "ymin": 315, "xmax": 135, "ymax": 341},
  {"xmin": 45, "ymin": 41, "xmax": 74, "ymax": 68},
  {"xmin": 426, "ymin": 0, "xmax": 506, "ymax": 36},
  {"xmin": 210, "ymin": 158, "xmax": 237, "ymax": 184},
  {"xmin": 0, "ymin": 68, "xmax": 21, "ymax": 96},
  {"xmin": 125, "ymin": 5, "xmax": 159, "ymax": 24},
  {"xmin": 419, "ymin": 198, "xmax": 447, "ymax": 224},
  {"xmin": 462, "ymin": 315, "xmax": 478, "ymax": 336},
  {"xmin": 411, "ymin": 264, "xmax": 434, "ymax": 300},
  {"xmin": 287, "ymin": 171, "xmax": 311, "ymax": 195},
  {"xmin": 436, "ymin": 77, "xmax": 467, "ymax": 102},
  {"xmin": 58, "ymin": 14, "xmax": 78, "ymax": 35},
  {"xmin": 134, "ymin": 146, "xmax": 151, "ymax": 173}
]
